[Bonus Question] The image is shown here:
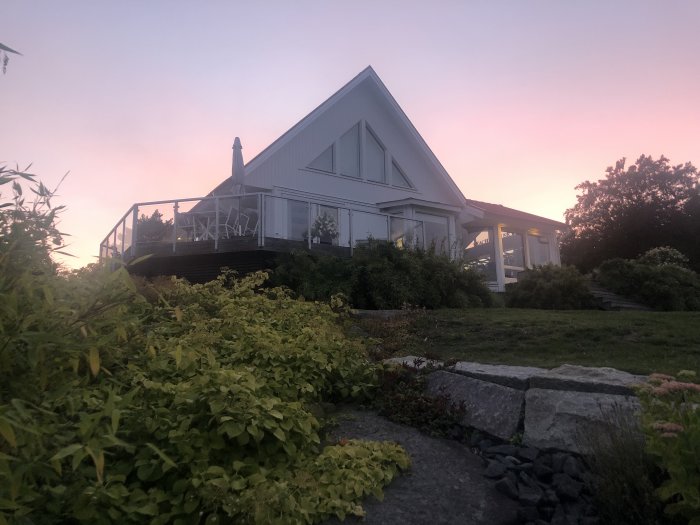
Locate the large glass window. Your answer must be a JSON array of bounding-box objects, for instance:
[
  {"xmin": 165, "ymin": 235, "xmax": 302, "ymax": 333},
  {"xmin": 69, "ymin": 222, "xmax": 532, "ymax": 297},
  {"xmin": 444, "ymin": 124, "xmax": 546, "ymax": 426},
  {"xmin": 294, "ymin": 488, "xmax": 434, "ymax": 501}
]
[
  {"xmin": 416, "ymin": 212, "xmax": 449, "ymax": 253},
  {"xmin": 527, "ymin": 234, "xmax": 551, "ymax": 266},
  {"xmin": 339, "ymin": 123, "xmax": 360, "ymax": 178},
  {"xmin": 288, "ymin": 200, "xmax": 309, "ymax": 241},
  {"xmin": 464, "ymin": 228, "xmax": 497, "ymax": 281},
  {"xmin": 502, "ymin": 229, "xmax": 525, "ymax": 279}
]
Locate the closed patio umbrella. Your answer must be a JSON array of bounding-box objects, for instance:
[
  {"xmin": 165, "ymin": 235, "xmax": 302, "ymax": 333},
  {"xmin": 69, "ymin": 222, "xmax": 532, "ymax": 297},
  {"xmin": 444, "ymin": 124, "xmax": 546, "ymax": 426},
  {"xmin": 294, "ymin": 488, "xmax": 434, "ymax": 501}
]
[{"xmin": 231, "ymin": 137, "xmax": 246, "ymax": 195}]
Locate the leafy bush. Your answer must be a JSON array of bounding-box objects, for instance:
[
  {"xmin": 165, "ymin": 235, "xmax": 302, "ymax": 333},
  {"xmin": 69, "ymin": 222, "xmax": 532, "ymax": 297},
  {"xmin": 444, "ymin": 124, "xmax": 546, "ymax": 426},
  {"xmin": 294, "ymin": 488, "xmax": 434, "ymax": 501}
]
[
  {"xmin": 504, "ymin": 264, "xmax": 595, "ymax": 309},
  {"xmin": 638, "ymin": 246, "xmax": 690, "ymax": 268},
  {"xmin": 596, "ymin": 251, "xmax": 700, "ymax": 311},
  {"xmin": 637, "ymin": 372, "xmax": 700, "ymax": 524},
  {"xmin": 271, "ymin": 241, "xmax": 492, "ymax": 309},
  {"xmin": 375, "ymin": 363, "xmax": 466, "ymax": 438},
  {"xmin": 0, "ymin": 168, "xmax": 409, "ymax": 524}
]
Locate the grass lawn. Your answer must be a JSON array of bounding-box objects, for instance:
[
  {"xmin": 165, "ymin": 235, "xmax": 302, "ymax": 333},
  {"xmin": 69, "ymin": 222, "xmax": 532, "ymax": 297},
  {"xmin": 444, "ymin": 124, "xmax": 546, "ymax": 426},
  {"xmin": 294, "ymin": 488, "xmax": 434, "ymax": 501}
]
[{"xmin": 359, "ymin": 308, "xmax": 700, "ymax": 377}]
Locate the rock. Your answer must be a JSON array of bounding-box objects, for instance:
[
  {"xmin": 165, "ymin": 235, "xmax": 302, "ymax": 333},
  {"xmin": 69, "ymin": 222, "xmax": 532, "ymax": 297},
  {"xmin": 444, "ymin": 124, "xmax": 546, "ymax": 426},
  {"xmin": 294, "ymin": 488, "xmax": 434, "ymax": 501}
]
[
  {"xmin": 532, "ymin": 461, "xmax": 554, "ymax": 481},
  {"xmin": 478, "ymin": 438, "xmax": 494, "ymax": 451},
  {"xmin": 383, "ymin": 355, "xmax": 442, "ymax": 369},
  {"xmin": 562, "ymin": 456, "xmax": 582, "ymax": 480},
  {"xmin": 518, "ymin": 482, "xmax": 543, "ymax": 506},
  {"xmin": 453, "ymin": 362, "xmax": 548, "ymax": 390},
  {"xmin": 426, "ymin": 370, "xmax": 524, "ymax": 440},
  {"xmin": 530, "ymin": 364, "xmax": 647, "ymax": 395},
  {"xmin": 522, "ymin": 388, "xmax": 641, "ymax": 453},
  {"xmin": 552, "ymin": 473, "xmax": 584, "ymax": 501},
  {"xmin": 517, "ymin": 447, "xmax": 540, "ymax": 462},
  {"xmin": 551, "ymin": 452, "xmax": 569, "ymax": 473},
  {"xmin": 484, "ymin": 460, "xmax": 507, "ymax": 479},
  {"xmin": 517, "ymin": 505, "xmax": 540, "ymax": 521},
  {"xmin": 485, "ymin": 444, "xmax": 518, "ymax": 456},
  {"xmin": 495, "ymin": 474, "xmax": 520, "ymax": 500}
]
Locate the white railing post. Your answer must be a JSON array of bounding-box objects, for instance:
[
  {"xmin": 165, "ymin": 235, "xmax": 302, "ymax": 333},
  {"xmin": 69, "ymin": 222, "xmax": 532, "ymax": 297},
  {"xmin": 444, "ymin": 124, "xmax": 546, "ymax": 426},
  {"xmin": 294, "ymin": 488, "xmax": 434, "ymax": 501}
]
[
  {"xmin": 132, "ymin": 206, "xmax": 139, "ymax": 256},
  {"xmin": 214, "ymin": 196, "xmax": 220, "ymax": 251},
  {"xmin": 349, "ymin": 210, "xmax": 354, "ymax": 256},
  {"xmin": 172, "ymin": 201, "xmax": 179, "ymax": 253},
  {"xmin": 259, "ymin": 193, "xmax": 264, "ymax": 247}
]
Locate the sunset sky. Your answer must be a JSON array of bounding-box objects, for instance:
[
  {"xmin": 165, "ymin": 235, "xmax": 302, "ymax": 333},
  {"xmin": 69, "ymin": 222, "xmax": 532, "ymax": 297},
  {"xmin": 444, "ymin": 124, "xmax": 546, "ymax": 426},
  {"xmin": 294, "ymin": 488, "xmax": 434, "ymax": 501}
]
[{"xmin": 3, "ymin": 1, "xmax": 699, "ymax": 269}]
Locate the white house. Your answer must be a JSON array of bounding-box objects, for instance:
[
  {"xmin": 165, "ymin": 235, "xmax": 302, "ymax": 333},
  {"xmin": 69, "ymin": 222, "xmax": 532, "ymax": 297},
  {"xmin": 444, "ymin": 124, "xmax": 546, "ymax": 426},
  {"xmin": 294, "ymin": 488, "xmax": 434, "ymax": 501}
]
[{"xmin": 100, "ymin": 66, "xmax": 564, "ymax": 290}]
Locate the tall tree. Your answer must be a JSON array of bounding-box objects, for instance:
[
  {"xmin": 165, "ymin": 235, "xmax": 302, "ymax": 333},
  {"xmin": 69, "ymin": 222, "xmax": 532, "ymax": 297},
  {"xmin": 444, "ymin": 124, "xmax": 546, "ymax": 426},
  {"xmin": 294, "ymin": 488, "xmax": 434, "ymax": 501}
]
[{"xmin": 561, "ymin": 155, "xmax": 700, "ymax": 272}]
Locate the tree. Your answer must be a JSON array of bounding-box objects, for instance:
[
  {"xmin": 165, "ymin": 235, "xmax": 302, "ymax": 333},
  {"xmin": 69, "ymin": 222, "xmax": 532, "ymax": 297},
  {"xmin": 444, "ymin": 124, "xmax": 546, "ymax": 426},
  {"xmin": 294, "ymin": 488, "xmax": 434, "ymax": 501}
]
[{"xmin": 561, "ymin": 155, "xmax": 700, "ymax": 273}]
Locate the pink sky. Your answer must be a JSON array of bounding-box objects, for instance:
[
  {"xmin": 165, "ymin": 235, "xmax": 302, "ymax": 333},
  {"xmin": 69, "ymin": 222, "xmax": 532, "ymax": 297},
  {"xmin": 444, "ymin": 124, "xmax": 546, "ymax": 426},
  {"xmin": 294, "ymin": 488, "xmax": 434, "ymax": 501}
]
[{"xmin": 2, "ymin": 1, "xmax": 699, "ymax": 269}]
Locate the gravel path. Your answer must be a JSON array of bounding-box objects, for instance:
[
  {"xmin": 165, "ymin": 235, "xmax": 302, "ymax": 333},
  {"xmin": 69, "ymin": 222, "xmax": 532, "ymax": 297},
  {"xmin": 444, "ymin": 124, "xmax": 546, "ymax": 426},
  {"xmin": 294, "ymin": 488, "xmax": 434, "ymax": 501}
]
[{"xmin": 322, "ymin": 408, "xmax": 519, "ymax": 525}]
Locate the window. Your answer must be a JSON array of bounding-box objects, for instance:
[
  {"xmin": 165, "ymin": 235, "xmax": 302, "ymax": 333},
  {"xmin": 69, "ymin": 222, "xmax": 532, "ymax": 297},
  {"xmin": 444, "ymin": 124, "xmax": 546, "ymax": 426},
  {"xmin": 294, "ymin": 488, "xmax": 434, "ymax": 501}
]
[
  {"xmin": 365, "ymin": 127, "xmax": 385, "ymax": 183},
  {"xmin": 305, "ymin": 121, "xmax": 413, "ymax": 189},
  {"xmin": 415, "ymin": 212, "xmax": 449, "ymax": 253},
  {"xmin": 527, "ymin": 234, "xmax": 551, "ymax": 266},
  {"xmin": 392, "ymin": 161, "xmax": 412, "ymax": 188},
  {"xmin": 339, "ymin": 123, "xmax": 360, "ymax": 178},
  {"xmin": 308, "ymin": 145, "xmax": 334, "ymax": 172},
  {"xmin": 464, "ymin": 228, "xmax": 496, "ymax": 281}
]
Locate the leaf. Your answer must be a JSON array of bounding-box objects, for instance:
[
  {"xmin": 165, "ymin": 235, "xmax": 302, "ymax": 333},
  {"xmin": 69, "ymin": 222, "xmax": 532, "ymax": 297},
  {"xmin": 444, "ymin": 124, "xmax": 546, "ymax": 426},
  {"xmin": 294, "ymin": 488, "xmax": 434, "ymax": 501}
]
[
  {"xmin": 174, "ymin": 306, "xmax": 183, "ymax": 322},
  {"xmin": 0, "ymin": 421, "xmax": 16, "ymax": 448},
  {"xmin": 146, "ymin": 443, "xmax": 177, "ymax": 469},
  {"xmin": 111, "ymin": 409, "xmax": 121, "ymax": 434},
  {"xmin": 174, "ymin": 345, "xmax": 182, "ymax": 367},
  {"xmin": 88, "ymin": 347, "xmax": 100, "ymax": 376},
  {"xmin": 50, "ymin": 443, "xmax": 83, "ymax": 461}
]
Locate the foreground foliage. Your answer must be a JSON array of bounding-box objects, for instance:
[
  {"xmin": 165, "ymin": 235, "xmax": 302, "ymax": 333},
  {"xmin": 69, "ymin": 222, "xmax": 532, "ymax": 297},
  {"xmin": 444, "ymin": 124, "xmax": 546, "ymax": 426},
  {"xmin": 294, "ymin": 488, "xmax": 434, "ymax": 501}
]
[
  {"xmin": 0, "ymin": 168, "xmax": 409, "ymax": 524},
  {"xmin": 271, "ymin": 242, "xmax": 493, "ymax": 309},
  {"xmin": 638, "ymin": 372, "xmax": 700, "ymax": 524}
]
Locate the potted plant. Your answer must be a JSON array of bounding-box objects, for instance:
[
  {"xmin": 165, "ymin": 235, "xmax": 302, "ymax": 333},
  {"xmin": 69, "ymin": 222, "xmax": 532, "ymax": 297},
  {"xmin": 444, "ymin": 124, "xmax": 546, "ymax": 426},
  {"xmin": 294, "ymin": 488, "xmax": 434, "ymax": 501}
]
[{"xmin": 310, "ymin": 212, "xmax": 339, "ymax": 244}]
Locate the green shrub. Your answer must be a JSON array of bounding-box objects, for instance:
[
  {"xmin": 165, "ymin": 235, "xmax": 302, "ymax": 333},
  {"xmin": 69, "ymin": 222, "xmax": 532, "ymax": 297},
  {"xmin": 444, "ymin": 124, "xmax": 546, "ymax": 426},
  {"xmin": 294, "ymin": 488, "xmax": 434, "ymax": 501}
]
[
  {"xmin": 271, "ymin": 241, "xmax": 492, "ymax": 309},
  {"xmin": 638, "ymin": 246, "xmax": 690, "ymax": 268},
  {"xmin": 596, "ymin": 253, "xmax": 700, "ymax": 311},
  {"xmin": 504, "ymin": 264, "xmax": 595, "ymax": 309},
  {"xmin": 375, "ymin": 363, "xmax": 466, "ymax": 437},
  {"xmin": 0, "ymin": 168, "xmax": 409, "ymax": 524},
  {"xmin": 637, "ymin": 372, "xmax": 700, "ymax": 524}
]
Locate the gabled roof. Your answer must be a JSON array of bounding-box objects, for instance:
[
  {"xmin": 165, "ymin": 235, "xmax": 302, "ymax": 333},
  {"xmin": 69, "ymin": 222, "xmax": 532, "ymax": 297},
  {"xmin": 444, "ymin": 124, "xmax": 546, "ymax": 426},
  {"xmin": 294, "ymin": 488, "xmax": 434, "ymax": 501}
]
[
  {"xmin": 211, "ymin": 66, "xmax": 466, "ymax": 202},
  {"xmin": 465, "ymin": 199, "xmax": 566, "ymax": 229}
]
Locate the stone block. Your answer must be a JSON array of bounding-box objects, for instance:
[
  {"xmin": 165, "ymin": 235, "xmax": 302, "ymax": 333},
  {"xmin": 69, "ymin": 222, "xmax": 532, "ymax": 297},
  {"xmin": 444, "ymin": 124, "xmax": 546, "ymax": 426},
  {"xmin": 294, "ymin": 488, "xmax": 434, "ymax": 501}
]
[
  {"xmin": 522, "ymin": 388, "xmax": 641, "ymax": 453},
  {"xmin": 426, "ymin": 370, "xmax": 524, "ymax": 440},
  {"xmin": 383, "ymin": 355, "xmax": 442, "ymax": 369},
  {"xmin": 530, "ymin": 364, "xmax": 647, "ymax": 395},
  {"xmin": 454, "ymin": 361, "xmax": 548, "ymax": 390}
]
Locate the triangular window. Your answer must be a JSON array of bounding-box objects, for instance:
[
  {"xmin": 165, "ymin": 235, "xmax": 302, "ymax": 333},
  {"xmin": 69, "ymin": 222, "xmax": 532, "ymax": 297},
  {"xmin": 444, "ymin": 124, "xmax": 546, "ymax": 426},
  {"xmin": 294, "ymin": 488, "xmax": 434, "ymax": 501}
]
[
  {"xmin": 308, "ymin": 145, "xmax": 334, "ymax": 173},
  {"xmin": 392, "ymin": 161, "xmax": 412, "ymax": 188},
  {"xmin": 365, "ymin": 127, "xmax": 385, "ymax": 183},
  {"xmin": 339, "ymin": 123, "xmax": 360, "ymax": 178}
]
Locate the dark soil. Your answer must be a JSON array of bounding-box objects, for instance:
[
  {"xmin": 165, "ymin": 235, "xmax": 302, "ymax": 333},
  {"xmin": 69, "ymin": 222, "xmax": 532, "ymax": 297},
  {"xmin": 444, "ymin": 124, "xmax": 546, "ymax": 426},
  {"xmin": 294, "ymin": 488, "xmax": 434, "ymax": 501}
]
[{"xmin": 322, "ymin": 407, "xmax": 519, "ymax": 525}]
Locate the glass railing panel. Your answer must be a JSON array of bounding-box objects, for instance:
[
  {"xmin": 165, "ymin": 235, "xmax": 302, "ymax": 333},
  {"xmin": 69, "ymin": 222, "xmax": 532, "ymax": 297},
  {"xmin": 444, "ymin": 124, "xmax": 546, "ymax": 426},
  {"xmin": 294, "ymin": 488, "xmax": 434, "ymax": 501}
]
[
  {"xmin": 134, "ymin": 203, "xmax": 175, "ymax": 244},
  {"xmin": 390, "ymin": 217, "xmax": 425, "ymax": 250},
  {"xmin": 351, "ymin": 211, "xmax": 389, "ymax": 245},
  {"xmin": 263, "ymin": 195, "xmax": 310, "ymax": 242}
]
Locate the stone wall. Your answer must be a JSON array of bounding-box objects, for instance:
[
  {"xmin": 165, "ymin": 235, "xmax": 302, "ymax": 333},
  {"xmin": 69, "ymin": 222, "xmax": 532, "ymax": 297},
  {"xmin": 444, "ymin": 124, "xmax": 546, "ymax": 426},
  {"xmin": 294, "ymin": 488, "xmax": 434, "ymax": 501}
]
[{"xmin": 385, "ymin": 357, "xmax": 645, "ymax": 454}]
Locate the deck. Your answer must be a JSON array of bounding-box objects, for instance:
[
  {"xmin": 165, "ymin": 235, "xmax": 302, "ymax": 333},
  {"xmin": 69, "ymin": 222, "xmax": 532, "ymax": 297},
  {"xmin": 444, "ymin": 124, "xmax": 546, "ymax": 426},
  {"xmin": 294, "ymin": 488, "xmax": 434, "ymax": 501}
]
[{"xmin": 100, "ymin": 193, "xmax": 423, "ymax": 282}]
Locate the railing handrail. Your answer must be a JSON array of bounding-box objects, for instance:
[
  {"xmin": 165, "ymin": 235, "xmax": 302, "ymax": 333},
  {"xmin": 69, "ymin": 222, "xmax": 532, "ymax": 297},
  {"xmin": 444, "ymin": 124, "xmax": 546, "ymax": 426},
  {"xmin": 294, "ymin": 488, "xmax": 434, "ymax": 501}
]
[{"xmin": 100, "ymin": 192, "xmax": 427, "ymax": 260}]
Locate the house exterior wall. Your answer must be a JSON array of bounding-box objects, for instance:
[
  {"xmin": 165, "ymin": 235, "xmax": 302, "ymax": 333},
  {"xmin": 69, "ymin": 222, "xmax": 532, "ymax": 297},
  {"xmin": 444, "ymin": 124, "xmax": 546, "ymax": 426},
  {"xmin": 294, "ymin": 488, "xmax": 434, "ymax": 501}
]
[{"xmin": 242, "ymin": 77, "xmax": 463, "ymax": 210}]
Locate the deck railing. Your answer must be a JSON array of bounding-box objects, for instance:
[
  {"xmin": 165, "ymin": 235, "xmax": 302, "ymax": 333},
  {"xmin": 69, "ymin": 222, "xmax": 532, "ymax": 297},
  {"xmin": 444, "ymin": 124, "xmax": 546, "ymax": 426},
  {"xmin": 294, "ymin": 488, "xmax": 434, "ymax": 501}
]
[{"xmin": 99, "ymin": 193, "xmax": 425, "ymax": 263}]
